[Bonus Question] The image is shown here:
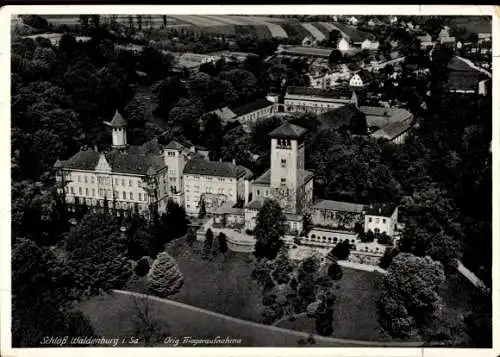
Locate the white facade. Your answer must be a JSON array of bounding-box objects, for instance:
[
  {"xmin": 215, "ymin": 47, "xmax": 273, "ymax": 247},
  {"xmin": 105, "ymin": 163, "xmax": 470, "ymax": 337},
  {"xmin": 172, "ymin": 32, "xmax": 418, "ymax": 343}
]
[
  {"xmin": 112, "ymin": 127, "xmax": 127, "ymax": 148},
  {"xmin": 337, "ymin": 38, "xmax": 350, "ymax": 52},
  {"xmin": 349, "ymin": 73, "xmax": 366, "ymax": 87},
  {"xmin": 364, "ymin": 207, "xmax": 398, "ymax": 236},
  {"xmin": 183, "ymin": 173, "xmax": 248, "ymax": 216},
  {"xmin": 59, "ymin": 162, "xmax": 169, "ymax": 214},
  {"xmin": 361, "ymin": 39, "xmax": 380, "ymax": 51}
]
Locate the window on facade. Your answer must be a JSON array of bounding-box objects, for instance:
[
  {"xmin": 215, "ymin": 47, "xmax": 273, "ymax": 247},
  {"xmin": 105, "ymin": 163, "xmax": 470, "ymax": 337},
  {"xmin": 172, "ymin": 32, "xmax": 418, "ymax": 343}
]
[
  {"xmin": 130, "ymin": 192, "xmax": 133, "ymax": 200},
  {"xmin": 281, "ymin": 178, "xmax": 286, "ymax": 184},
  {"xmin": 91, "ymin": 176, "xmax": 95, "ymax": 184},
  {"xmin": 115, "ymin": 178, "xmax": 119, "ymax": 186},
  {"xmin": 144, "ymin": 193, "xmax": 148, "ymax": 201},
  {"xmin": 139, "ymin": 193, "xmax": 142, "ymax": 201},
  {"xmin": 84, "ymin": 176, "xmax": 88, "ymax": 184},
  {"xmin": 281, "ymin": 159, "xmax": 286, "ymax": 167},
  {"xmin": 114, "ymin": 190, "xmax": 118, "ymax": 198},
  {"xmin": 122, "ymin": 179, "xmax": 125, "ymax": 186},
  {"xmin": 382, "ymin": 219, "xmax": 386, "ymax": 223},
  {"xmin": 168, "ymin": 151, "xmax": 175, "ymax": 157},
  {"xmin": 169, "ymin": 170, "xmax": 175, "ymax": 175},
  {"xmin": 85, "ymin": 188, "xmax": 89, "ymax": 196},
  {"xmin": 92, "ymin": 188, "xmax": 96, "ymax": 197},
  {"xmin": 129, "ymin": 180, "xmax": 132, "ymax": 187},
  {"xmin": 122, "ymin": 191, "xmax": 126, "ymax": 199},
  {"xmin": 368, "ymin": 217, "xmax": 372, "ymax": 222},
  {"xmin": 78, "ymin": 187, "xmax": 82, "ymax": 195},
  {"xmin": 375, "ymin": 218, "xmax": 380, "ymax": 223},
  {"xmin": 70, "ymin": 187, "xmax": 74, "ymax": 194},
  {"xmin": 78, "ymin": 175, "xmax": 81, "ymax": 183},
  {"xmin": 194, "ymin": 176, "xmax": 200, "ymax": 181},
  {"xmin": 257, "ymin": 190, "xmax": 260, "ymax": 196}
]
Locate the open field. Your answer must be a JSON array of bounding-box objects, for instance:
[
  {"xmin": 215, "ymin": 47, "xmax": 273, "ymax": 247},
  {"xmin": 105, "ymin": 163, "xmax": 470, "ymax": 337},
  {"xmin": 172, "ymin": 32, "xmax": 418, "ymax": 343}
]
[{"xmin": 39, "ymin": 15, "xmax": 372, "ymax": 41}]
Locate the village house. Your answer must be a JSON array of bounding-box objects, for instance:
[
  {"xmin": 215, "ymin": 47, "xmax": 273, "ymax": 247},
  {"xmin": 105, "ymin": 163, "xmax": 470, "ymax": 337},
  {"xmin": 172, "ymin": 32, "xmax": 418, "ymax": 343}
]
[
  {"xmin": 348, "ymin": 16, "xmax": 359, "ymax": 26},
  {"xmin": 361, "ymin": 38, "xmax": 380, "ymax": 51},
  {"xmin": 349, "ymin": 69, "xmax": 373, "ymax": 88}
]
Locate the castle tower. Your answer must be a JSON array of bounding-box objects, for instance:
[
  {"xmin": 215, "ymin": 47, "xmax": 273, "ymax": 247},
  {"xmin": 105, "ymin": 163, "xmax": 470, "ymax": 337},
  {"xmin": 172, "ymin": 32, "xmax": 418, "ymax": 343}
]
[
  {"xmin": 163, "ymin": 140, "xmax": 186, "ymax": 196},
  {"xmin": 104, "ymin": 110, "xmax": 128, "ymax": 149},
  {"xmin": 269, "ymin": 122, "xmax": 307, "ymax": 197}
]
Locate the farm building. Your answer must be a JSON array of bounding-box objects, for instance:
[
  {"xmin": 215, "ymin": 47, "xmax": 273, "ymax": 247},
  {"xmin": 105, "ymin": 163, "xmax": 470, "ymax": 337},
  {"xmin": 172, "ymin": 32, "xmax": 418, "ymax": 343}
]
[
  {"xmin": 277, "ymin": 45, "xmax": 335, "ymax": 59},
  {"xmin": 208, "ymin": 98, "xmax": 277, "ymax": 128},
  {"xmin": 371, "ymin": 121, "xmax": 413, "ymax": 145},
  {"xmin": 284, "ymin": 86, "xmax": 355, "ymax": 114}
]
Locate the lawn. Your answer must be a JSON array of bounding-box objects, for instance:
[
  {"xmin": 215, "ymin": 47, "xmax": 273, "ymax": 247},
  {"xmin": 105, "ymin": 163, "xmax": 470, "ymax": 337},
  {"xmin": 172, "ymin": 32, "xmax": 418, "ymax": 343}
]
[
  {"xmin": 278, "ymin": 268, "xmax": 395, "ymax": 341},
  {"xmin": 120, "ymin": 239, "xmax": 478, "ymax": 343},
  {"xmin": 77, "ymin": 292, "xmax": 356, "ymax": 347},
  {"xmin": 125, "ymin": 239, "xmax": 265, "ymax": 322}
]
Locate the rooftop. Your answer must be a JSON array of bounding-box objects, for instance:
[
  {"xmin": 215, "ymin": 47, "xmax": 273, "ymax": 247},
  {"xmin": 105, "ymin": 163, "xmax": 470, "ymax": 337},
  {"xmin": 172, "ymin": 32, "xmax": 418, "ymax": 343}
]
[
  {"xmin": 365, "ymin": 203, "xmax": 397, "ymax": 217},
  {"xmin": 280, "ymin": 46, "xmax": 334, "ymax": 58},
  {"xmin": 359, "ymin": 106, "xmax": 413, "ymax": 127},
  {"xmin": 108, "ymin": 110, "xmax": 127, "ymax": 127},
  {"xmin": 317, "ymin": 104, "xmax": 366, "ymax": 131},
  {"xmin": 164, "ymin": 140, "xmax": 186, "ymax": 151},
  {"xmin": 312, "ymin": 199, "xmax": 365, "ymax": 213},
  {"xmin": 371, "ymin": 121, "xmax": 412, "ymax": 140},
  {"xmin": 59, "ymin": 149, "xmax": 166, "ymax": 176},
  {"xmin": 183, "ymin": 159, "xmax": 252, "ymax": 179},
  {"xmin": 230, "ymin": 98, "xmax": 274, "ymax": 117},
  {"xmin": 268, "ymin": 122, "xmax": 308, "ymax": 139},
  {"xmin": 286, "ymin": 86, "xmax": 353, "ymax": 100}
]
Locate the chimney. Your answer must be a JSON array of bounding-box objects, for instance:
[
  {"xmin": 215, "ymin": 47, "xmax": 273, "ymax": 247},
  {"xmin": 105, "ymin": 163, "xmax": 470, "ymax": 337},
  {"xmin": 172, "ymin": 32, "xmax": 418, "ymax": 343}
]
[
  {"xmin": 219, "ymin": 158, "xmax": 222, "ymax": 162},
  {"xmin": 94, "ymin": 145, "xmax": 99, "ymax": 152},
  {"xmin": 232, "ymin": 159, "xmax": 236, "ymax": 165},
  {"xmin": 379, "ymin": 208, "xmax": 381, "ymax": 213}
]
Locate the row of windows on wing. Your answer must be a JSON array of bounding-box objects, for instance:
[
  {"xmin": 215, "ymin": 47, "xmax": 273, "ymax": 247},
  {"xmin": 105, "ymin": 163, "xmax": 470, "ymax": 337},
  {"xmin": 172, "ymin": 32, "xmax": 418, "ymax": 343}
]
[
  {"xmin": 368, "ymin": 217, "xmax": 388, "ymax": 224},
  {"xmin": 73, "ymin": 175, "xmax": 141, "ymax": 187},
  {"xmin": 185, "ymin": 186, "xmax": 233, "ymax": 195},
  {"xmin": 69, "ymin": 186, "xmax": 148, "ymax": 201},
  {"xmin": 185, "ymin": 175, "xmax": 234, "ymax": 182},
  {"xmin": 276, "ymin": 139, "xmax": 292, "ymax": 147}
]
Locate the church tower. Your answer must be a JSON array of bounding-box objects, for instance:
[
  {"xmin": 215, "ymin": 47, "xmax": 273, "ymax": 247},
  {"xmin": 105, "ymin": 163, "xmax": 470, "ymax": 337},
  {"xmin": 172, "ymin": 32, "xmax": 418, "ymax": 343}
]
[{"xmin": 104, "ymin": 110, "xmax": 128, "ymax": 149}]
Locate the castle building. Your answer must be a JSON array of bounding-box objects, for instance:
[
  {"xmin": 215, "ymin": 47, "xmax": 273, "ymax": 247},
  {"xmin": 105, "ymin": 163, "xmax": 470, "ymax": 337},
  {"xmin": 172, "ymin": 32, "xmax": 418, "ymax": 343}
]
[{"xmin": 53, "ymin": 111, "xmax": 169, "ymax": 216}]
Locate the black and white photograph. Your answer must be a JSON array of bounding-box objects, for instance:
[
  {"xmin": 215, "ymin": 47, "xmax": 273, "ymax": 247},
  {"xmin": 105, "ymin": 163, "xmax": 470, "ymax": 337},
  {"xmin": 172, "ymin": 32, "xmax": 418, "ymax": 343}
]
[{"xmin": 2, "ymin": 5, "xmax": 496, "ymax": 355}]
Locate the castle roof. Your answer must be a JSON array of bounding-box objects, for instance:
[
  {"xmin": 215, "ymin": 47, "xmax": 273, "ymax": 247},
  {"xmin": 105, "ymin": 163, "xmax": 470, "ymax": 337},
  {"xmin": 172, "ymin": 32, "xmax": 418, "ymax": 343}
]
[
  {"xmin": 268, "ymin": 122, "xmax": 308, "ymax": 139},
  {"xmin": 183, "ymin": 159, "xmax": 252, "ymax": 179},
  {"xmin": 108, "ymin": 110, "xmax": 127, "ymax": 127},
  {"xmin": 59, "ymin": 149, "xmax": 166, "ymax": 176}
]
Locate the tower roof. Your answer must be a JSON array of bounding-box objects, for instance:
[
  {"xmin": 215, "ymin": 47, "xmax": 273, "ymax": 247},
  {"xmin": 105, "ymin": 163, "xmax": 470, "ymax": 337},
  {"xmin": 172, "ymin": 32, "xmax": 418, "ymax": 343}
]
[
  {"xmin": 109, "ymin": 110, "xmax": 127, "ymax": 127},
  {"xmin": 268, "ymin": 122, "xmax": 307, "ymax": 139}
]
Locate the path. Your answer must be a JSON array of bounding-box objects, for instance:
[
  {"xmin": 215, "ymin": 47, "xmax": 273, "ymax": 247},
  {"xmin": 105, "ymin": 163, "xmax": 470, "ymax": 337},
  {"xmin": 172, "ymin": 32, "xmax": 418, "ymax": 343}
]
[
  {"xmin": 455, "ymin": 55, "xmax": 492, "ymax": 78},
  {"xmin": 456, "ymin": 260, "xmax": 489, "ymax": 292},
  {"xmin": 112, "ymin": 289, "xmax": 423, "ymax": 347}
]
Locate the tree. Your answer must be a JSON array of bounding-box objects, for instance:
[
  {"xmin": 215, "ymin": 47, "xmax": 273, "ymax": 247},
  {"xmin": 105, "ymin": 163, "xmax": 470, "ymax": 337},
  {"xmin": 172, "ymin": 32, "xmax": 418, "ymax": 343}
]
[
  {"xmin": 379, "ymin": 247, "xmax": 400, "ymax": 269},
  {"xmin": 327, "ymin": 261, "xmax": 343, "ymax": 281},
  {"xmin": 328, "ymin": 49, "xmax": 343, "ymax": 65},
  {"xmin": 133, "ymin": 295, "xmax": 170, "ymax": 346},
  {"xmin": 64, "ymin": 213, "xmax": 132, "ymax": 293},
  {"xmin": 11, "ymin": 238, "xmax": 79, "ymax": 346},
  {"xmin": 328, "ymin": 29, "xmax": 342, "ymax": 47},
  {"xmin": 163, "ymin": 199, "xmax": 189, "ymax": 240},
  {"xmin": 218, "ymin": 232, "xmax": 228, "ymax": 255},
  {"xmin": 203, "ymin": 228, "xmax": 214, "ymax": 259},
  {"xmin": 198, "ymin": 198, "xmax": 207, "ymax": 218},
  {"xmin": 134, "ymin": 256, "xmax": 151, "ymax": 277},
  {"xmin": 254, "ymin": 200, "xmax": 287, "ymax": 260},
  {"xmin": 147, "ymin": 252, "xmax": 184, "ymax": 297},
  {"xmin": 331, "ymin": 240, "xmax": 351, "ymax": 260},
  {"xmin": 200, "ymin": 113, "xmax": 223, "ymax": 160},
  {"xmin": 377, "ymin": 253, "xmax": 446, "ymax": 339}
]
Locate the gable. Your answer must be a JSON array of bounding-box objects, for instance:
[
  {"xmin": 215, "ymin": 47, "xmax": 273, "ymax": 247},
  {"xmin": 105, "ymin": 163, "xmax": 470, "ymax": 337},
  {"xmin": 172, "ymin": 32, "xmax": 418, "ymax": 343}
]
[{"xmin": 95, "ymin": 154, "xmax": 112, "ymax": 172}]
